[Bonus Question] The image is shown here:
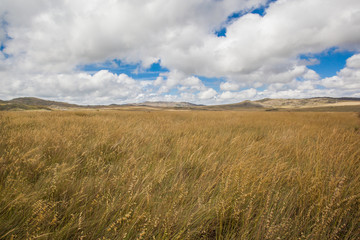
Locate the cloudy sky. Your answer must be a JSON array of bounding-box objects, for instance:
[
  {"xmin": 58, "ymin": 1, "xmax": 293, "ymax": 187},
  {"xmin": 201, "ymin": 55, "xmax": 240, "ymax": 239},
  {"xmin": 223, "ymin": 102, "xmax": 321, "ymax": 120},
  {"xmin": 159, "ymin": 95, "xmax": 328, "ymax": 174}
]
[{"xmin": 1, "ymin": 0, "xmax": 360, "ymax": 105}]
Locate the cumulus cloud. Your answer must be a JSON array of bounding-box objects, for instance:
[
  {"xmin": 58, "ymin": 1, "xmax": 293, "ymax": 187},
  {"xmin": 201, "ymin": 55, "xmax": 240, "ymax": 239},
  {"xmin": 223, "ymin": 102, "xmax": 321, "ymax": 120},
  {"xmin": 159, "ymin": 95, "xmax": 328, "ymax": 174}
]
[
  {"xmin": 155, "ymin": 70, "xmax": 209, "ymax": 94},
  {"xmin": 346, "ymin": 54, "xmax": 360, "ymax": 69},
  {"xmin": 0, "ymin": 70, "xmax": 152, "ymax": 104},
  {"xmin": 320, "ymin": 53, "xmax": 360, "ymax": 91},
  {"xmin": 198, "ymin": 88, "xmax": 217, "ymax": 100},
  {"xmin": 0, "ymin": 0, "xmax": 359, "ymax": 104},
  {"xmin": 0, "ymin": 28, "xmax": 5, "ymax": 44},
  {"xmin": 0, "ymin": 0, "xmax": 266, "ymax": 72},
  {"xmin": 220, "ymin": 81, "xmax": 242, "ymax": 91},
  {"xmin": 153, "ymin": 0, "xmax": 360, "ymax": 82},
  {"xmin": 219, "ymin": 88, "xmax": 257, "ymax": 101},
  {"xmin": 221, "ymin": 54, "xmax": 360, "ymax": 101}
]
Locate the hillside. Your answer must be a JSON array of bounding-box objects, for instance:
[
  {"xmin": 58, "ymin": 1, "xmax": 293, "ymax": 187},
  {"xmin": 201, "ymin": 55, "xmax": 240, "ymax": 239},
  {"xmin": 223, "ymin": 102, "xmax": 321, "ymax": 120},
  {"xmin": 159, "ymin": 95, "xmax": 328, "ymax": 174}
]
[
  {"xmin": 196, "ymin": 97, "xmax": 360, "ymax": 111},
  {"xmin": 0, "ymin": 103, "xmax": 51, "ymax": 111},
  {"xmin": 10, "ymin": 97, "xmax": 79, "ymax": 108},
  {"xmin": 254, "ymin": 97, "xmax": 360, "ymax": 109},
  {"xmin": 0, "ymin": 97, "xmax": 81, "ymax": 111},
  {"xmin": 203, "ymin": 100, "xmax": 264, "ymax": 111},
  {"xmin": 126, "ymin": 101, "xmax": 200, "ymax": 108},
  {"xmin": 1, "ymin": 96, "xmax": 360, "ymax": 111}
]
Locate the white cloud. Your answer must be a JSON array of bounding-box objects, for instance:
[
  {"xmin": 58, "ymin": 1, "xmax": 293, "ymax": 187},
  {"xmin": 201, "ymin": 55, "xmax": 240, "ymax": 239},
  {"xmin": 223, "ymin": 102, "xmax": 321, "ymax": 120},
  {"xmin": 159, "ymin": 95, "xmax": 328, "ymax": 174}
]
[
  {"xmin": 0, "ymin": 28, "xmax": 5, "ymax": 44},
  {"xmin": 303, "ymin": 70, "xmax": 320, "ymax": 81},
  {"xmin": 346, "ymin": 54, "xmax": 360, "ymax": 69},
  {"xmin": 0, "ymin": 0, "xmax": 360, "ymax": 104},
  {"xmin": 220, "ymin": 81, "xmax": 241, "ymax": 91},
  {"xmin": 198, "ymin": 88, "xmax": 217, "ymax": 100},
  {"xmin": 320, "ymin": 53, "xmax": 360, "ymax": 90},
  {"xmin": 155, "ymin": 70, "xmax": 208, "ymax": 93},
  {"xmin": 0, "ymin": 70, "xmax": 150, "ymax": 104},
  {"xmin": 0, "ymin": 0, "xmax": 267, "ymax": 73},
  {"xmin": 153, "ymin": 76, "xmax": 164, "ymax": 86},
  {"xmin": 219, "ymin": 88, "xmax": 257, "ymax": 101}
]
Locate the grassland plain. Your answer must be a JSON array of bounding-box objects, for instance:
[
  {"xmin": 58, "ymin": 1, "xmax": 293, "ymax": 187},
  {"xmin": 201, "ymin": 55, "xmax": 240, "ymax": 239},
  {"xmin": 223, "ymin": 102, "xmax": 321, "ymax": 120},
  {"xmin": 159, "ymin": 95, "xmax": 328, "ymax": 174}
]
[{"xmin": 0, "ymin": 111, "xmax": 360, "ymax": 239}]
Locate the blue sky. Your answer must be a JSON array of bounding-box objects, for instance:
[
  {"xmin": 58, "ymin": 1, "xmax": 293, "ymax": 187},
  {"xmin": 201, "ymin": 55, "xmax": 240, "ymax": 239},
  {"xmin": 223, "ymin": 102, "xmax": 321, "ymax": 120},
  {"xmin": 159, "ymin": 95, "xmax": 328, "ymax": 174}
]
[
  {"xmin": 216, "ymin": 0, "xmax": 277, "ymax": 37},
  {"xmin": 81, "ymin": 49, "xmax": 356, "ymax": 88},
  {"xmin": 78, "ymin": 0, "xmax": 358, "ymax": 102},
  {"xmin": 79, "ymin": 0, "xmax": 278, "ymax": 84},
  {"xmin": 79, "ymin": 60, "xmax": 169, "ymax": 80},
  {"xmin": 304, "ymin": 49, "xmax": 356, "ymax": 78},
  {"xmin": 0, "ymin": 0, "xmax": 360, "ymax": 105},
  {"xmin": 79, "ymin": 48, "xmax": 357, "ymax": 98}
]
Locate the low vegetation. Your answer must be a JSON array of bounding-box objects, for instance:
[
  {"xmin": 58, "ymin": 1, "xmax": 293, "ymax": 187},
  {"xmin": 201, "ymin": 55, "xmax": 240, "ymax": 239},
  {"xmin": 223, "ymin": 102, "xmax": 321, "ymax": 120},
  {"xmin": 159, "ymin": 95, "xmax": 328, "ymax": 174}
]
[
  {"xmin": 0, "ymin": 103, "xmax": 51, "ymax": 111},
  {"xmin": 0, "ymin": 111, "xmax": 359, "ymax": 239}
]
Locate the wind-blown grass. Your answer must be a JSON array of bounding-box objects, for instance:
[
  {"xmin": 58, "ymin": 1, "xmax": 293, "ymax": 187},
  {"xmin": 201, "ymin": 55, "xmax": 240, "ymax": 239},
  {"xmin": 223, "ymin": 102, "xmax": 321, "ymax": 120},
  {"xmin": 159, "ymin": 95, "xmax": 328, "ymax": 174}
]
[{"xmin": 0, "ymin": 111, "xmax": 359, "ymax": 239}]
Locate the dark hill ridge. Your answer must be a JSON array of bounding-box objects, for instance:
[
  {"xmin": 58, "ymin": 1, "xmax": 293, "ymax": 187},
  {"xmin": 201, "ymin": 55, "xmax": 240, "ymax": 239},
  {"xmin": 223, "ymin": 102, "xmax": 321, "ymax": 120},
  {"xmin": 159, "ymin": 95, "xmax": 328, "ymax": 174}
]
[
  {"xmin": 221, "ymin": 100, "xmax": 264, "ymax": 108},
  {"xmin": 337, "ymin": 97, "xmax": 360, "ymax": 101},
  {"xmin": 0, "ymin": 97, "xmax": 80, "ymax": 111},
  {"xmin": 205, "ymin": 100, "xmax": 264, "ymax": 110},
  {"xmin": 127, "ymin": 101, "xmax": 201, "ymax": 108},
  {"xmin": 1, "ymin": 96, "xmax": 360, "ymax": 111},
  {"xmin": 10, "ymin": 97, "xmax": 79, "ymax": 108},
  {"xmin": 0, "ymin": 97, "xmax": 200, "ymax": 110}
]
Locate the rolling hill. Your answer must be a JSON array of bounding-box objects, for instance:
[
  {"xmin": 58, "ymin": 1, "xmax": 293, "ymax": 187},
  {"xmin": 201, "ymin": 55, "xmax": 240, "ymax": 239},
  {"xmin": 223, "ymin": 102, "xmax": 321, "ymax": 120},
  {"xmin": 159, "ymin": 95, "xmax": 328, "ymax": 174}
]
[
  {"xmin": 9, "ymin": 97, "xmax": 79, "ymax": 108},
  {"xmin": 0, "ymin": 97, "xmax": 79, "ymax": 111},
  {"xmin": 1, "ymin": 96, "xmax": 360, "ymax": 111},
  {"xmin": 124, "ymin": 101, "xmax": 200, "ymax": 108}
]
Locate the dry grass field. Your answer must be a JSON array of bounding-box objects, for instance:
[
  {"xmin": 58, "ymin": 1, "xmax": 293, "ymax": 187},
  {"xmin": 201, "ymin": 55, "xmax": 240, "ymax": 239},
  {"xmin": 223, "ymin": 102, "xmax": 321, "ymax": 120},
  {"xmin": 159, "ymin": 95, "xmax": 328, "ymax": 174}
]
[{"xmin": 0, "ymin": 111, "xmax": 360, "ymax": 239}]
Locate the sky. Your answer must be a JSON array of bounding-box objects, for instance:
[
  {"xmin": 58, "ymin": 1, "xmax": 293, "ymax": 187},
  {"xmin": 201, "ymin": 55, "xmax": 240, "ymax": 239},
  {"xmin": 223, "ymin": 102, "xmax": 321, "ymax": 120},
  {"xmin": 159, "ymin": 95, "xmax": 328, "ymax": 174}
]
[{"xmin": 0, "ymin": 0, "xmax": 360, "ymax": 105}]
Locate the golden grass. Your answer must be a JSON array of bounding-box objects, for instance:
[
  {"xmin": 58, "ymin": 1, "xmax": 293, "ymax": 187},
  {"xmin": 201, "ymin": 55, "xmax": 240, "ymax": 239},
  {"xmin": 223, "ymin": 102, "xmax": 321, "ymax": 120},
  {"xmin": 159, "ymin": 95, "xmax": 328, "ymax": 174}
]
[{"xmin": 0, "ymin": 111, "xmax": 360, "ymax": 239}]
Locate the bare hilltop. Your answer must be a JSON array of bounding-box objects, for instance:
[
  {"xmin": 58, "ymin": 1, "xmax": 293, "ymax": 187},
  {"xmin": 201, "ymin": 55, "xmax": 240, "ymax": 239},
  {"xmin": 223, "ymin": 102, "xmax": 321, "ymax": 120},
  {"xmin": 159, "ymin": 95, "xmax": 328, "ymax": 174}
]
[{"xmin": 1, "ymin": 96, "xmax": 360, "ymax": 112}]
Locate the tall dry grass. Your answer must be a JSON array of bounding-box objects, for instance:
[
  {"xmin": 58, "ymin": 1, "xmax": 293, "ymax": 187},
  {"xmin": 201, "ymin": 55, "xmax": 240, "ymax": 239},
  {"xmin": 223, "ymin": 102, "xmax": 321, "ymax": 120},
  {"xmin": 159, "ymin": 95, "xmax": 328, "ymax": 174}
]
[{"xmin": 0, "ymin": 111, "xmax": 359, "ymax": 239}]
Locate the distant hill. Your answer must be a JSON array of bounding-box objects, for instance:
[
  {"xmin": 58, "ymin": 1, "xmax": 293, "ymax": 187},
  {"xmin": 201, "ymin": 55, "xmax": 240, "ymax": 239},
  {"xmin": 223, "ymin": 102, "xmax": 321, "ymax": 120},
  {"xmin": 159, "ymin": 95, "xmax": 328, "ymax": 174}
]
[
  {"xmin": 0, "ymin": 98, "xmax": 201, "ymax": 111},
  {"xmin": 194, "ymin": 97, "xmax": 360, "ymax": 111},
  {"xmin": 336, "ymin": 97, "xmax": 360, "ymax": 101},
  {"xmin": 253, "ymin": 97, "xmax": 360, "ymax": 109},
  {"xmin": 129, "ymin": 101, "xmax": 200, "ymax": 108},
  {"xmin": 0, "ymin": 97, "xmax": 80, "ymax": 111},
  {"xmin": 9, "ymin": 97, "xmax": 79, "ymax": 108},
  {"xmin": 0, "ymin": 103, "xmax": 51, "ymax": 111},
  {"xmin": 204, "ymin": 100, "xmax": 264, "ymax": 111},
  {"xmin": 1, "ymin": 96, "xmax": 360, "ymax": 111}
]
